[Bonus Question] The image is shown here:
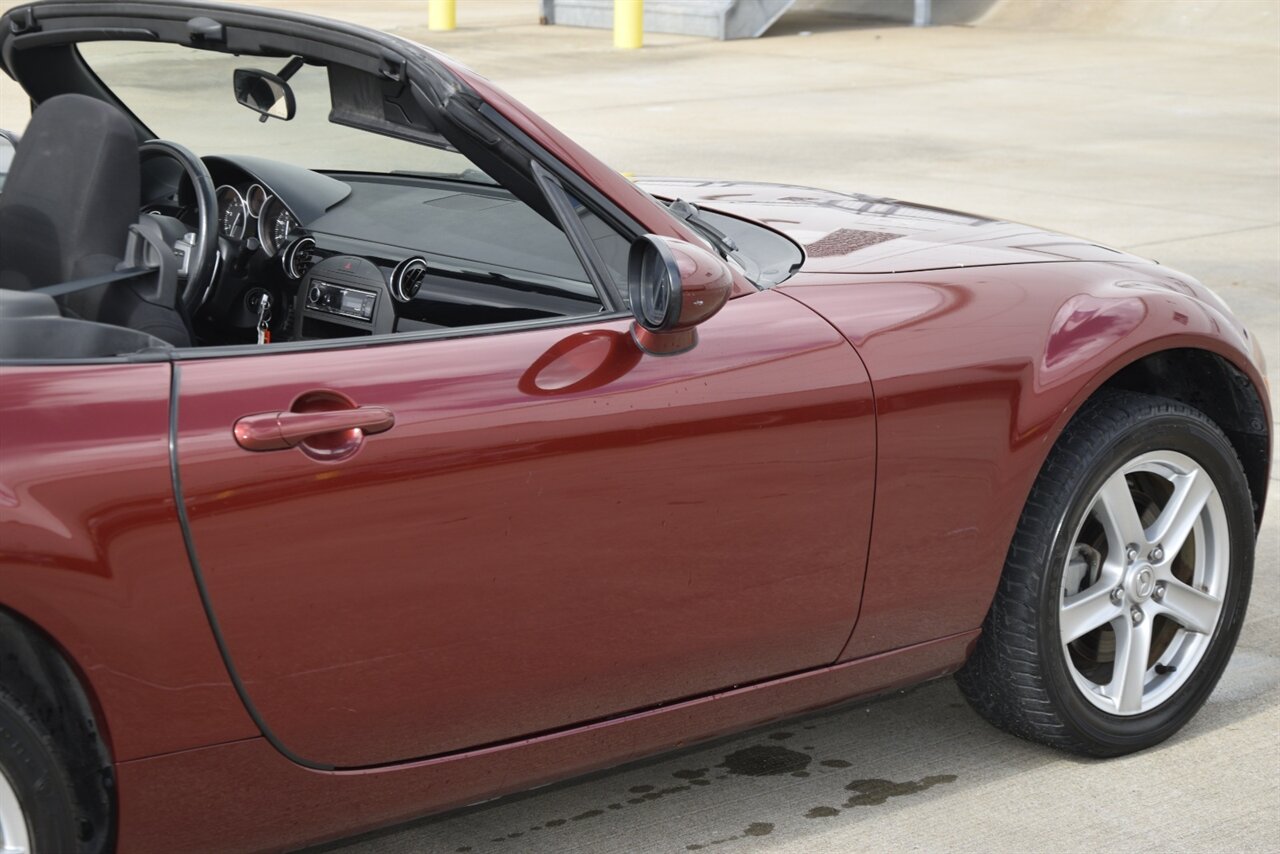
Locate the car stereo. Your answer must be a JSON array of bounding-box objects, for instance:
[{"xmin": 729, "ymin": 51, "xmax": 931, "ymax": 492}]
[
  {"xmin": 307, "ymin": 280, "xmax": 377, "ymax": 322},
  {"xmin": 295, "ymin": 255, "xmax": 395, "ymax": 338}
]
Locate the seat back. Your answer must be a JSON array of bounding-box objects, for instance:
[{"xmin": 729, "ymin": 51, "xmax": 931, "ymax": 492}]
[{"xmin": 0, "ymin": 94, "xmax": 140, "ymax": 292}]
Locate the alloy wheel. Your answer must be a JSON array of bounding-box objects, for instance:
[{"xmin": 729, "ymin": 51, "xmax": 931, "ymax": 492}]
[
  {"xmin": 1059, "ymin": 450, "xmax": 1229, "ymax": 715},
  {"xmin": 0, "ymin": 765, "xmax": 31, "ymax": 854}
]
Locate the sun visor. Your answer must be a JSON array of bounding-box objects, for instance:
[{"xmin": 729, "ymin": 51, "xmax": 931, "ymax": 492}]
[{"xmin": 327, "ymin": 64, "xmax": 454, "ymax": 151}]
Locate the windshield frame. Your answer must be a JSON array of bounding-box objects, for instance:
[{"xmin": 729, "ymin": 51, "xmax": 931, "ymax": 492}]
[{"xmin": 71, "ymin": 41, "xmax": 494, "ymax": 181}]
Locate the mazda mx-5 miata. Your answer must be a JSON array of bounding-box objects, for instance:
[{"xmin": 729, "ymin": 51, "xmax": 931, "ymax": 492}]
[{"xmin": 0, "ymin": 1, "xmax": 1270, "ymax": 851}]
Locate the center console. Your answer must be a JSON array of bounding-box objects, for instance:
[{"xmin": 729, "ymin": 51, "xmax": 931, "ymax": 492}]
[{"xmin": 294, "ymin": 255, "xmax": 395, "ymax": 339}]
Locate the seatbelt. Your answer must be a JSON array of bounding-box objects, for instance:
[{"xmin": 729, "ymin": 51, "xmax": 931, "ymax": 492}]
[
  {"xmin": 32, "ymin": 220, "xmax": 174, "ymax": 301},
  {"xmin": 32, "ymin": 267, "xmax": 150, "ymax": 299}
]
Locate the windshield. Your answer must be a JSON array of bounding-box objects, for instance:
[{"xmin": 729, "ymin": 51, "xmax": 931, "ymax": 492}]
[{"xmin": 76, "ymin": 41, "xmax": 489, "ymax": 181}]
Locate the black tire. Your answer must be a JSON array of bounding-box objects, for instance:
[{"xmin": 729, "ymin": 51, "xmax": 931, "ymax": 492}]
[
  {"xmin": 956, "ymin": 389, "xmax": 1254, "ymax": 756},
  {"xmin": 0, "ymin": 684, "xmax": 83, "ymax": 852}
]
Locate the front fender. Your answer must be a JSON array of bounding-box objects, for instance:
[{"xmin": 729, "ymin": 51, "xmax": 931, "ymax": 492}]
[{"xmin": 778, "ymin": 261, "xmax": 1268, "ymax": 659}]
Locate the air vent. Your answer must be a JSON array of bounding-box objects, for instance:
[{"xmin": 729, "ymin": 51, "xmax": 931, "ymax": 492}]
[
  {"xmin": 389, "ymin": 256, "xmax": 428, "ymax": 303},
  {"xmin": 281, "ymin": 235, "xmax": 316, "ymax": 281}
]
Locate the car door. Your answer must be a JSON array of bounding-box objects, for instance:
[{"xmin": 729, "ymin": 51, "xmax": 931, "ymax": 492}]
[{"xmin": 174, "ymin": 288, "xmax": 875, "ymax": 768}]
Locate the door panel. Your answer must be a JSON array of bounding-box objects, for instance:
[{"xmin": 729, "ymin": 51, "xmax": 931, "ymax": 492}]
[{"xmin": 175, "ymin": 289, "xmax": 875, "ymax": 767}]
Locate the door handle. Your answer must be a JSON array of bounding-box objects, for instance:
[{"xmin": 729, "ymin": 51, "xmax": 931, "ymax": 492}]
[{"xmin": 235, "ymin": 406, "xmax": 395, "ymax": 453}]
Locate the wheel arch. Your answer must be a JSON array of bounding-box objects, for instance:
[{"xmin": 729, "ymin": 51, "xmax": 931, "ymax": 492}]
[
  {"xmin": 1099, "ymin": 347, "xmax": 1270, "ymax": 528},
  {"xmin": 0, "ymin": 604, "xmax": 115, "ymax": 850},
  {"xmin": 1045, "ymin": 342, "xmax": 1270, "ymax": 530}
]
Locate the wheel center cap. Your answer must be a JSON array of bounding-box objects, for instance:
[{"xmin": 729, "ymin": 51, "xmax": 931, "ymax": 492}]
[{"xmin": 1125, "ymin": 564, "xmax": 1156, "ymax": 602}]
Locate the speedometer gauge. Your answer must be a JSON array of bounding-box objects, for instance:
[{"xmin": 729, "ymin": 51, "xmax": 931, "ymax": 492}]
[
  {"xmin": 257, "ymin": 195, "xmax": 301, "ymax": 257},
  {"xmin": 273, "ymin": 209, "xmax": 299, "ymax": 250},
  {"xmin": 216, "ymin": 185, "xmax": 247, "ymax": 239}
]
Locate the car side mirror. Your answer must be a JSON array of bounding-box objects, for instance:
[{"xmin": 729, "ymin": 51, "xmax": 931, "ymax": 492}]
[
  {"xmin": 628, "ymin": 235, "xmax": 733, "ymax": 356},
  {"xmin": 0, "ymin": 129, "xmax": 17, "ymax": 192},
  {"xmin": 234, "ymin": 68, "xmax": 296, "ymax": 122}
]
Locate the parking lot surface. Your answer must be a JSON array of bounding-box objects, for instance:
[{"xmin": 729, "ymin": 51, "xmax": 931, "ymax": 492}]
[{"xmin": 2, "ymin": 1, "xmax": 1276, "ymax": 851}]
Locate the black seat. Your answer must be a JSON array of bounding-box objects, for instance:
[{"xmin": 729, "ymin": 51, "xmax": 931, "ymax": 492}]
[
  {"xmin": 0, "ymin": 94, "xmax": 140, "ymax": 293},
  {"xmin": 0, "ymin": 93, "xmax": 189, "ymax": 348}
]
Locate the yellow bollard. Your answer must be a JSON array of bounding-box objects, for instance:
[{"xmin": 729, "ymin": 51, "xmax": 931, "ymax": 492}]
[
  {"xmin": 614, "ymin": 0, "xmax": 643, "ymax": 49},
  {"xmin": 429, "ymin": 0, "xmax": 456, "ymax": 32}
]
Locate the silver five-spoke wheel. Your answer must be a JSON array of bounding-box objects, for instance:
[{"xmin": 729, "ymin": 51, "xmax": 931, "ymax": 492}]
[
  {"xmin": 1061, "ymin": 451, "xmax": 1229, "ymax": 715},
  {"xmin": 957, "ymin": 390, "xmax": 1254, "ymax": 756}
]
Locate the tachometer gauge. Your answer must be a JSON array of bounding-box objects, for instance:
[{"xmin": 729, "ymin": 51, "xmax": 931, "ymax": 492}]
[{"xmin": 216, "ymin": 185, "xmax": 247, "ymax": 239}]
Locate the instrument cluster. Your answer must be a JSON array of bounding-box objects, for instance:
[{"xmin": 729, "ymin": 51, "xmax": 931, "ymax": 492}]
[{"xmin": 214, "ymin": 181, "xmax": 301, "ymax": 258}]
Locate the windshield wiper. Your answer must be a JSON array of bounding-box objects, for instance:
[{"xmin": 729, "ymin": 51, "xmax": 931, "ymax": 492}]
[{"xmin": 668, "ymin": 198, "xmax": 738, "ymax": 259}]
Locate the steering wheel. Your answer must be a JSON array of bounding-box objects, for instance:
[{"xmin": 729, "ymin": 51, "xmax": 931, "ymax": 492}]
[{"xmin": 138, "ymin": 140, "xmax": 219, "ymax": 314}]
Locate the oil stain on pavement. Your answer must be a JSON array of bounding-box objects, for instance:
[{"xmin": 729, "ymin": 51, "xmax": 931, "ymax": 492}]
[
  {"xmin": 717, "ymin": 745, "xmax": 811, "ymax": 776},
  {"xmin": 809, "ymin": 774, "xmax": 958, "ymax": 815},
  {"xmin": 686, "ymin": 822, "xmax": 775, "ymax": 850},
  {"xmin": 459, "ymin": 731, "xmax": 958, "ymax": 852}
]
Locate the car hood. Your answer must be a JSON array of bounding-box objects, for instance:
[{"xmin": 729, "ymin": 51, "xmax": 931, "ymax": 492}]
[{"xmin": 635, "ymin": 178, "xmax": 1148, "ymax": 276}]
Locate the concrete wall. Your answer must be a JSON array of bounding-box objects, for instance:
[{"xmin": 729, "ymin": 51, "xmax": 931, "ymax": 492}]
[{"xmin": 790, "ymin": 0, "xmax": 997, "ymax": 26}]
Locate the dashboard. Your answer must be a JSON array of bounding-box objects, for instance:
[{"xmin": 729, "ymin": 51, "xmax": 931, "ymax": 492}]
[{"xmin": 138, "ymin": 153, "xmax": 604, "ymax": 347}]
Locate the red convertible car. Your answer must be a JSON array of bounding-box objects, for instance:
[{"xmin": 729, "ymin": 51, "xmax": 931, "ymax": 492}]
[{"xmin": 0, "ymin": 1, "xmax": 1270, "ymax": 851}]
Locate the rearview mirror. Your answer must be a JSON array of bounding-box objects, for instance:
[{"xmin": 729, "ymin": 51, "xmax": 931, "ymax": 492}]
[
  {"xmin": 234, "ymin": 68, "xmax": 296, "ymax": 122},
  {"xmin": 628, "ymin": 235, "xmax": 733, "ymax": 356}
]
